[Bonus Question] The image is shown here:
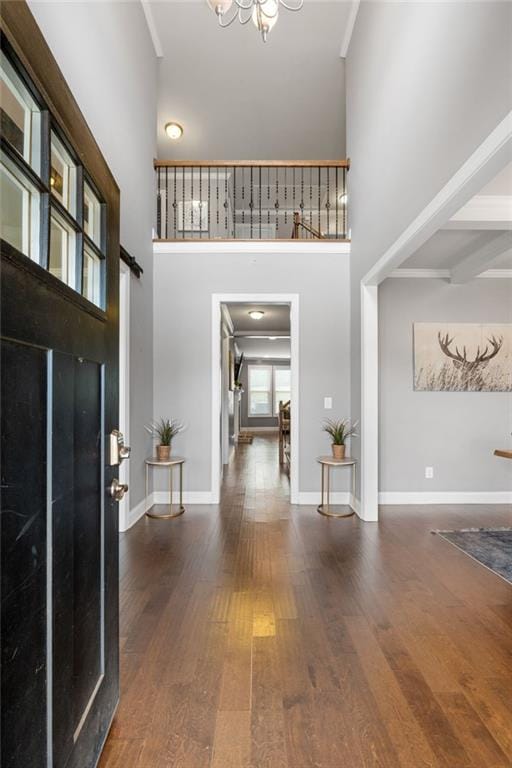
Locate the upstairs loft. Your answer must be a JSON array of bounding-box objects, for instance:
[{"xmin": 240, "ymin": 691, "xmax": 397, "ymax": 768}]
[{"xmin": 155, "ymin": 160, "xmax": 349, "ymax": 242}]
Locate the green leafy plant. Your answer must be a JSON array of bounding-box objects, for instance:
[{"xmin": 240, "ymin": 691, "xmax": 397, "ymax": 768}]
[
  {"xmin": 322, "ymin": 418, "xmax": 358, "ymax": 446},
  {"xmin": 144, "ymin": 418, "xmax": 184, "ymax": 446}
]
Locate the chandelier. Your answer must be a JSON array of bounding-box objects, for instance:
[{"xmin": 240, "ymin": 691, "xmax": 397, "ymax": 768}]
[{"xmin": 207, "ymin": 0, "xmax": 304, "ymax": 43}]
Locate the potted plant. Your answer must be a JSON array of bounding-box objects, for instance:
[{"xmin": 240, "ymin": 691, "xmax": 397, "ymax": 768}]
[
  {"xmin": 322, "ymin": 418, "xmax": 358, "ymax": 460},
  {"xmin": 145, "ymin": 418, "xmax": 184, "ymax": 461}
]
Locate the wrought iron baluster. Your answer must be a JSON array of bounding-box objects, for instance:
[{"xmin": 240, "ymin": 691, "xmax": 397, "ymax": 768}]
[
  {"xmin": 275, "ymin": 168, "xmax": 279, "ymax": 237},
  {"xmin": 318, "ymin": 166, "xmax": 322, "ymax": 237},
  {"xmin": 284, "ymin": 167, "xmax": 288, "ymax": 228},
  {"xmin": 267, "ymin": 167, "xmax": 271, "ymax": 228},
  {"xmin": 207, "ymin": 166, "xmax": 211, "ymax": 237},
  {"xmin": 199, "ymin": 167, "xmax": 202, "ymax": 237},
  {"xmin": 191, "ymin": 166, "xmax": 194, "ymax": 234},
  {"xmin": 156, "ymin": 167, "xmax": 161, "ymax": 239},
  {"xmin": 292, "ymin": 167, "xmax": 296, "ymax": 234},
  {"xmin": 259, "ymin": 167, "xmax": 262, "ymax": 239},
  {"xmin": 216, "ymin": 167, "xmax": 219, "ymax": 228},
  {"xmin": 300, "ymin": 167, "xmax": 304, "ymax": 237},
  {"xmin": 182, "ymin": 167, "xmax": 185, "ymax": 239},
  {"xmin": 326, "ymin": 167, "xmax": 330, "ymax": 238},
  {"xmin": 335, "ymin": 166, "xmax": 339, "ymax": 240},
  {"xmin": 343, "ymin": 167, "xmax": 347, "ymax": 238},
  {"xmin": 309, "ymin": 168, "xmax": 313, "ymax": 231},
  {"xmin": 224, "ymin": 170, "xmax": 228, "ymax": 233},
  {"xmin": 173, "ymin": 166, "xmax": 177, "ymax": 239},
  {"xmin": 250, "ymin": 166, "xmax": 253, "ymax": 240},
  {"xmin": 241, "ymin": 167, "xmax": 245, "ymax": 228},
  {"xmin": 233, "ymin": 166, "xmax": 236, "ymax": 239}
]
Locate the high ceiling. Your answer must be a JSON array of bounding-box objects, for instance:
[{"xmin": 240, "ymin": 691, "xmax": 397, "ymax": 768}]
[{"xmin": 151, "ymin": 1, "xmax": 350, "ymax": 160}]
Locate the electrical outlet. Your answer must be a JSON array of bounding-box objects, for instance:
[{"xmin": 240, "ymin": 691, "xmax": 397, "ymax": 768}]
[
  {"xmin": 324, "ymin": 397, "xmax": 332, "ymax": 409},
  {"xmin": 425, "ymin": 466, "xmax": 434, "ymax": 479}
]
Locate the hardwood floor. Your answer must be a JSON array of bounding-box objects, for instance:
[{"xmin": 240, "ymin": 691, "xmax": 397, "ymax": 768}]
[{"xmin": 100, "ymin": 435, "xmax": 512, "ymax": 767}]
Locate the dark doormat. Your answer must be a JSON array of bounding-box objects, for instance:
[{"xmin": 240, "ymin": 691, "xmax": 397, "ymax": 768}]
[{"xmin": 434, "ymin": 527, "xmax": 512, "ymax": 585}]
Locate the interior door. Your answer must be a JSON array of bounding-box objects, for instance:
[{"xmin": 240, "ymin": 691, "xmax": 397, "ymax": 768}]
[{"xmin": 1, "ymin": 5, "xmax": 121, "ymax": 767}]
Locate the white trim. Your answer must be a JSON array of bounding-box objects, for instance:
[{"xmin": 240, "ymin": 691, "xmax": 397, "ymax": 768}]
[
  {"xmin": 340, "ymin": 0, "xmax": 360, "ymax": 58},
  {"xmin": 118, "ymin": 261, "xmax": 131, "ymax": 533},
  {"xmin": 140, "ymin": 0, "xmax": 163, "ymax": 58},
  {"xmin": 363, "ymin": 111, "xmax": 512, "ymax": 285},
  {"xmin": 124, "ymin": 494, "xmax": 148, "ymax": 530},
  {"xmin": 360, "ymin": 284, "xmax": 379, "ymax": 522},
  {"xmin": 379, "ymin": 491, "xmax": 512, "ymax": 505},
  {"xmin": 389, "ymin": 268, "xmax": 512, "ymax": 280},
  {"xmin": 154, "ymin": 241, "xmax": 350, "ymax": 255},
  {"xmin": 212, "ymin": 293, "xmax": 300, "ymax": 504}
]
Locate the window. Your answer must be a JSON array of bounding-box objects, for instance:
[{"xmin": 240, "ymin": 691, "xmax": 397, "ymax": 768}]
[
  {"xmin": 274, "ymin": 367, "xmax": 291, "ymax": 414},
  {"xmin": 51, "ymin": 132, "xmax": 76, "ymax": 216},
  {"xmin": 1, "ymin": 43, "xmax": 107, "ymax": 310},
  {"xmin": 83, "ymin": 245, "xmax": 102, "ymax": 306},
  {"xmin": 248, "ymin": 365, "xmax": 273, "ymax": 417},
  {"xmin": 84, "ymin": 182, "xmax": 102, "ymax": 247},
  {"xmin": 49, "ymin": 210, "xmax": 76, "ymax": 288},
  {"xmin": 0, "ymin": 49, "xmax": 41, "ymax": 173},
  {"xmin": 0, "ymin": 154, "xmax": 40, "ymax": 261},
  {"xmin": 248, "ymin": 364, "xmax": 292, "ymax": 417}
]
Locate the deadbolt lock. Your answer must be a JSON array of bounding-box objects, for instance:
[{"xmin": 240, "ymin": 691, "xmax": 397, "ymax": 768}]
[
  {"xmin": 109, "ymin": 429, "xmax": 131, "ymax": 466},
  {"xmin": 110, "ymin": 478, "xmax": 128, "ymax": 501}
]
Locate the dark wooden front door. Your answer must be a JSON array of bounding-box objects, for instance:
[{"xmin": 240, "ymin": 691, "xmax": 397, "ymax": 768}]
[{"xmin": 1, "ymin": 4, "xmax": 121, "ymax": 767}]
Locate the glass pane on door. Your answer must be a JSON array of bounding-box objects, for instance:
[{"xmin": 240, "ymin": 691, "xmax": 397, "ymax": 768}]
[
  {"xmin": 0, "ymin": 50, "xmax": 41, "ymax": 173},
  {"xmin": 0, "ymin": 155, "xmax": 40, "ymax": 261},
  {"xmin": 49, "ymin": 210, "xmax": 76, "ymax": 289}
]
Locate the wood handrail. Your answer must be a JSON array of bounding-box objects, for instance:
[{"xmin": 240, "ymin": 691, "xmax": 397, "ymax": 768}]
[
  {"xmin": 292, "ymin": 212, "xmax": 324, "ymax": 239},
  {"xmin": 154, "ymin": 159, "xmax": 350, "ymax": 169}
]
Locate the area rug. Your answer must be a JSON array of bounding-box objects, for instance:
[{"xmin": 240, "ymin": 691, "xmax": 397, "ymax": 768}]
[{"xmin": 434, "ymin": 527, "xmax": 512, "ymax": 585}]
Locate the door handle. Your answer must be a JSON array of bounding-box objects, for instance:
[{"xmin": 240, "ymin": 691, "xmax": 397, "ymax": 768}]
[{"xmin": 110, "ymin": 478, "xmax": 128, "ymax": 501}]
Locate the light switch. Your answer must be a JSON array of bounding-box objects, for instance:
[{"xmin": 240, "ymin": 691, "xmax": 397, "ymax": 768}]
[{"xmin": 324, "ymin": 397, "xmax": 332, "ymax": 409}]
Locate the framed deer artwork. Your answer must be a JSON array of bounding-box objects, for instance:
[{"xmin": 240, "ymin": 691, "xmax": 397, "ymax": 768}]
[{"xmin": 413, "ymin": 323, "xmax": 512, "ymax": 392}]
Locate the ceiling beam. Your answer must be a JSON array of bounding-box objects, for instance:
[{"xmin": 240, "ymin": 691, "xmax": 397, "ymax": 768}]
[
  {"xmin": 340, "ymin": 0, "xmax": 360, "ymax": 58},
  {"xmin": 442, "ymin": 194, "xmax": 512, "ymax": 230},
  {"xmin": 450, "ymin": 230, "xmax": 512, "ymax": 283},
  {"xmin": 140, "ymin": 0, "xmax": 163, "ymax": 59}
]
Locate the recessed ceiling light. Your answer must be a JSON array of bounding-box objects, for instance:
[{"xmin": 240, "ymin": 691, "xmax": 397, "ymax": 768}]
[
  {"xmin": 268, "ymin": 337, "xmax": 277, "ymax": 340},
  {"xmin": 165, "ymin": 122, "xmax": 183, "ymax": 140},
  {"xmin": 248, "ymin": 310, "xmax": 265, "ymax": 320}
]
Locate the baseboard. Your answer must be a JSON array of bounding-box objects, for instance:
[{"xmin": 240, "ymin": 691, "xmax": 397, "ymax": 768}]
[
  {"xmin": 350, "ymin": 493, "xmax": 361, "ymax": 517},
  {"xmin": 123, "ymin": 493, "xmax": 152, "ymax": 531},
  {"xmin": 153, "ymin": 490, "xmax": 217, "ymax": 505},
  {"xmin": 240, "ymin": 427, "xmax": 278, "ymax": 433},
  {"xmin": 379, "ymin": 491, "xmax": 512, "ymax": 505}
]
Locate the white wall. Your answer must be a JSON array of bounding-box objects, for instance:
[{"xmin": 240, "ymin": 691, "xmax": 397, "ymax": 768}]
[
  {"xmin": 29, "ymin": 1, "xmax": 157, "ymax": 513},
  {"xmin": 346, "ymin": 1, "xmax": 512, "ymax": 502},
  {"xmin": 152, "ymin": 249, "xmax": 351, "ymax": 496},
  {"xmin": 379, "ymin": 278, "xmax": 512, "ymax": 497}
]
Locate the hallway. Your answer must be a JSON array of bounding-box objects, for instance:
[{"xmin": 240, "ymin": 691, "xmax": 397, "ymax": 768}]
[{"xmin": 101, "ymin": 436, "xmax": 512, "ymax": 767}]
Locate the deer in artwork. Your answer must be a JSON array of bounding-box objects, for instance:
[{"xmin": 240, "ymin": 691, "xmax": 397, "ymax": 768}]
[{"xmin": 437, "ymin": 331, "xmax": 503, "ymax": 389}]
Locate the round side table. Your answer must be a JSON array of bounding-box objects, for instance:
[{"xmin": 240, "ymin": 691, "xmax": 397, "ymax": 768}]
[
  {"xmin": 316, "ymin": 456, "xmax": 356, "ymax": 518},
  {"xmin": 145, "ymin": 456, "xmax": 185, "ymax": 519}
]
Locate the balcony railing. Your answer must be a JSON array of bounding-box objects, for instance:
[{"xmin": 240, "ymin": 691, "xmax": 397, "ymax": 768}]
[{"xmin": 155, "ymin": 160, "xmax": 349, "ymax": 241}]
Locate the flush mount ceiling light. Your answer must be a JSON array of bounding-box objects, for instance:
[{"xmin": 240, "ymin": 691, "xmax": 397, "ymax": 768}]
[
  {"xmin": 207, "ymin": 0, "xmax": 303, "ymax": 43},
  {"xmin": 248, "ymin": 310, "xmax": 265, "ymax": 320},
  {"xmin": 165, "ymin": 122, "xmax": 183, "ymax": 140}
]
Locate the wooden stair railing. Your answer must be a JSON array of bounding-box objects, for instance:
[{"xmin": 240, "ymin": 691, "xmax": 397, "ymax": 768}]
[{"xmin": 292, "ymin": 212, "xmax": 324, "ymax": 239}]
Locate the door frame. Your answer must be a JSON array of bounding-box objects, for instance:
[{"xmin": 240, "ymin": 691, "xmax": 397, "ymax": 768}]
[
  {"xmin": 211, "ymin": 293, "xmax": 300, "ymax": 503},
  {"xmin": 118, "ymin": 260, "xmax": 131, "ymax": 531}
]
